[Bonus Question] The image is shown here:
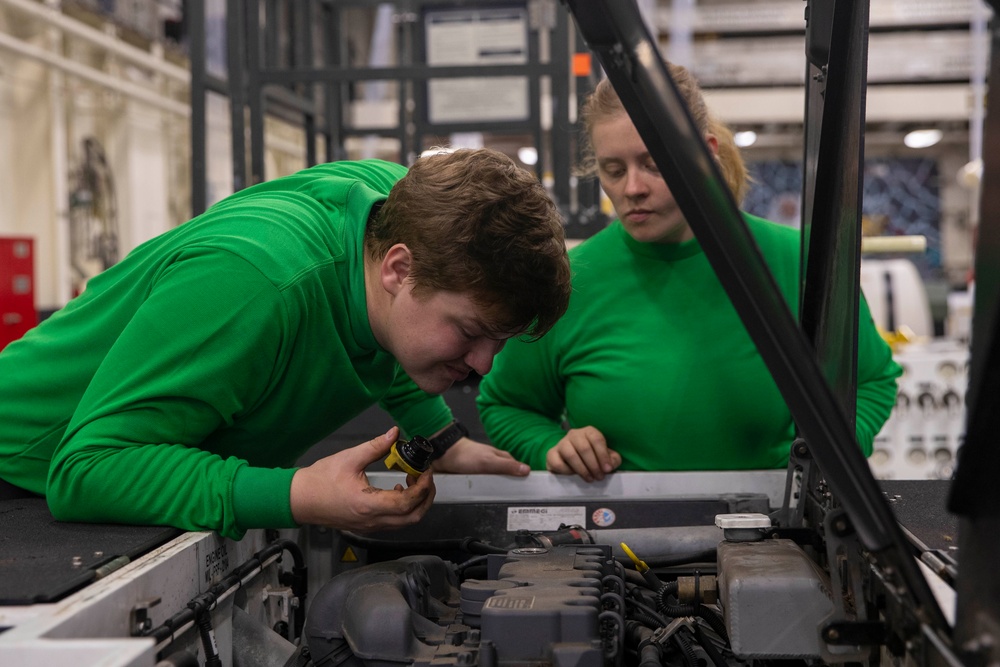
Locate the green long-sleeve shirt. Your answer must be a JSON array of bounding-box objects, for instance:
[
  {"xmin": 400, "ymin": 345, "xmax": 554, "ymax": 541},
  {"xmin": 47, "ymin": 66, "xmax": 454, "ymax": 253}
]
[
  {"xmin": 0, "ymin": 159, "xmax": 453, "ymax": 539},
  {"xmin": 477, "ymin": 215, "xmax": 901, "ymax": 471}
]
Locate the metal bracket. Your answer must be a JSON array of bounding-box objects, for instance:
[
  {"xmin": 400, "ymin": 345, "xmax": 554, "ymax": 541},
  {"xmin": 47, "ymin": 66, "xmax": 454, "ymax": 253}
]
[
  {"xmin": 773, "ymin": 438, "xmax": 813, "ymax": 528},
  {"xmin": 652, "ymin": 617, "xmax": 695, "ymax": 647},
  {"xmin": 262, "ymin": 585, "xmax": 298, "ymax": 641},
  {"xmin": 130, "ymin": 597, "xmax": 162, "ymax": 637},
  {"xmin": 819, "ymin": 509, "xmax": 873, "ymax": 663}
]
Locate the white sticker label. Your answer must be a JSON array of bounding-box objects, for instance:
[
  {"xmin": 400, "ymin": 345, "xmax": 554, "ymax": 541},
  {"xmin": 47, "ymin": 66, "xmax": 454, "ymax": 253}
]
[{"xmin": 507, "ymin": 506, "xmax": 586, "ymax": 532}]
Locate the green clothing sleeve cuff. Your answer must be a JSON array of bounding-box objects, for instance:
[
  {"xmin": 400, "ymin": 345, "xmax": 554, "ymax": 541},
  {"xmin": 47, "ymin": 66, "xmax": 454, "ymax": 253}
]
[{"xmin": 232, "ymin": 465, "xmax": 299, "ymax": 531}]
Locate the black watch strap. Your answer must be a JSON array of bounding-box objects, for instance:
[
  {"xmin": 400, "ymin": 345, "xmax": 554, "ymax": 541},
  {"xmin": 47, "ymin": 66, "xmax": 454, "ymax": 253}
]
[{"xmin": 429, "ymin": 420, "xmax": 469, "ymax": 457}]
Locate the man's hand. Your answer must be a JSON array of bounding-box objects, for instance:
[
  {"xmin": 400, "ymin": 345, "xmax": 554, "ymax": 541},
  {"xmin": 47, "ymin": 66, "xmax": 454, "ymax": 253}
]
[
  {"xmin": 432, "ymin": 437, "xmax": 530, "ymax": 476},
  {"xmin": 289, "ymin": 426, "xmax": 435, "ymax": 532},
  {"xmin": 546, "ymin": 426, "xmax": 622, "ymax": 482}
]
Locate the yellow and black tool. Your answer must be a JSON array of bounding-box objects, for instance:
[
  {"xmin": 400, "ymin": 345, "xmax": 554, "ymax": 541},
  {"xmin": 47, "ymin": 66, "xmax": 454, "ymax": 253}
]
[{"xmin": 384, "ymin": 435, "xmax": 435, "ymax": 476}]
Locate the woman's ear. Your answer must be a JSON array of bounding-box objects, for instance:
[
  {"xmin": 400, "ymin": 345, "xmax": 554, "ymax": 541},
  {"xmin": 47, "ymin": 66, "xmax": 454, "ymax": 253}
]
[
  {"xmin": 705, "ymin": 133, "xmax": 720, "ymax": 156},
  {"xmin": 379, "ymin": 243, "xmax": 413, "ymax": 296}
]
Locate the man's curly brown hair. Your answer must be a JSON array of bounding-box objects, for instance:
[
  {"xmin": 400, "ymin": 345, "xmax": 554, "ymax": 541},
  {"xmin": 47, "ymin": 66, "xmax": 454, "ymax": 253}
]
[{"xmin": 366, "ymin": 148, "xmax": 572, "ymax": 340}]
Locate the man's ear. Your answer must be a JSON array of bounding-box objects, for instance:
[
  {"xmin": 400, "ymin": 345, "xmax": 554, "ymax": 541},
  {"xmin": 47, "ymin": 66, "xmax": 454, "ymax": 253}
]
[{"xmin": 379, "ymin": 243, "xmax": 412, "ymax": 296}]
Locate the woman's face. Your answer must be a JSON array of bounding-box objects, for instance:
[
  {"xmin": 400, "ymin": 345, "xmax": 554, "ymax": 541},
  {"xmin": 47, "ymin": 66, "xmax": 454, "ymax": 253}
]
[{"xmin": 591, "ymin": 112, "xmax": 715, "ymax": 245}]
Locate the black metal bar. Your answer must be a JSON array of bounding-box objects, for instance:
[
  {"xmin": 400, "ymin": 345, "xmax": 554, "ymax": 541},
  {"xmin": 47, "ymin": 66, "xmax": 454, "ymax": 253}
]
[
  {"xmin": 263, "ymin": 87, "xmax": 319, "ymax": 116},
  {"xmin": 299, "ymin": 0, "xmax": 319, "ymax": 166},
  {"xmin": 256, "ymin": 63, "xmax": 561, "ymax": 85},
  {"xmin": 246, "ymin": 1, "xmax": 265, "ymax": 186},
  {"xmin": 392, "ymin": 120, "xmax": 539, "ymax": 134},
  {"xmin": 226, "ymin": 0, "xmax": 247, "ymax": 192},
  {"xmin": 411, "ymin": 9, "xmax": 427, "ymax": 160},
  {"xmin": 795, "ymin": 12, "xmax": 833, "ymax": 526},
  {"xmin": 563, "ymin": 0, "xmax": 947, "ymax": 632},
  {"xmin": 265, "ymin": 0, "xmax": 280, "ymax": 70},
  {"xmin": 292, "ymin": 1, "xmax": 307, "ymax": 72},
  {"xmin": 337, "ymin": 127, "xmax": 403, "ymax": 138},
  {"xmin": 203, "ymin": 74, "xmax": 229, "ymax": 96},
  {"xmin": 255, "ymin": 98, "xmax": 316, "ymax": 129},
  {"xmin": 950, "ymin": 7, "xmax": 1000, "ymax": 521},
  {"xmin": 330, "ymin": 0, "xmax": 403, "ymax": 7},
  {"xmin": 566, "ymin": 21, "xmax": 603, "ymax": 235},
  {"xmin": 799, "ymin": 0, "xmax": 828, "ymax": 300},
  {"xmin": 322, "ymin": 3, "xmax": 344, "ymax": 162},
  {"xmin": 550, "ymin": 3, "xmax": 573, "ymax": 213},
  {"xmin": 799, "ymin": 0, "xmax": 866, "ymax": 431},
  {"xmin": 189, "ymin": 0, "xmax": 207, "ymax": 216},
  {"xmin": 952, "ymin": 517, "xmax": 1000, "ymax": 664},
  {"xmin": 527, "ymin": 13, "xmax": 543, "ymax": 180},
  {"xmin": 950, "ymin": 5, "xmax": 1000, "ymax": 658}
]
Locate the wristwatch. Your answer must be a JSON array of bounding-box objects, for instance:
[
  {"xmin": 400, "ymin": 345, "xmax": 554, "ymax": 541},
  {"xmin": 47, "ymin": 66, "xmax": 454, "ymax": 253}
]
[{"xmin": 428, "ymin": 420, "xmax": 469, "ymax": 458}]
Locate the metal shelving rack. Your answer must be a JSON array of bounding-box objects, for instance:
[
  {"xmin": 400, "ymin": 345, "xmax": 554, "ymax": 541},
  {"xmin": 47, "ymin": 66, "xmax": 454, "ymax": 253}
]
[{"xmin": 188, "ymin": 0, "xmax": 602, "ymax": 233}]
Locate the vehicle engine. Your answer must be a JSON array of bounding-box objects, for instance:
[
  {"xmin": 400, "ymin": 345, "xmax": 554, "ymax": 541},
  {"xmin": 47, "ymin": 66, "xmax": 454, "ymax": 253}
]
[{"xmin": 304, "ymin": 543, "xmax": 742, "ymax": 667}]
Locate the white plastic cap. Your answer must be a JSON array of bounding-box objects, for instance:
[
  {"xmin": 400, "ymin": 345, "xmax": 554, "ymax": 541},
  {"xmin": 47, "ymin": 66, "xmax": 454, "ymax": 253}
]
[{"xmin": 715, "ymin": 513, "xmax": 772, "ymax": 529}]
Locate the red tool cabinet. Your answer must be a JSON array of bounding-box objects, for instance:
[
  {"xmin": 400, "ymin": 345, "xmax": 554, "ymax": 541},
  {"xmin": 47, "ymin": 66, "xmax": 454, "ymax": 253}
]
[{"xmin": 1, "ymin": 236, "xmax": 37, "ymax": 351}]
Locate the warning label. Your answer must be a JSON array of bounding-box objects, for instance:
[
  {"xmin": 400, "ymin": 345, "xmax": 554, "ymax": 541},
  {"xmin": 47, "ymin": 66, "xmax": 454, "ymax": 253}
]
[{"xmin": 506, "ymin": 506, "xmax": 585, "ymax": 532}]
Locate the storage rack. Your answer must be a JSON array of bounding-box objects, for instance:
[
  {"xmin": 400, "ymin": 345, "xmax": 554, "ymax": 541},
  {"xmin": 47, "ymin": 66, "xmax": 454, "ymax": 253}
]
[{"xmin": 187, "ymin": 0, "xmax": 603, "ymax": 235}]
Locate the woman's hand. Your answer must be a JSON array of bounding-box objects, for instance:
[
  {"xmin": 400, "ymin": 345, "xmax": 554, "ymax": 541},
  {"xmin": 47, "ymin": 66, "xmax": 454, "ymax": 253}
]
[{"xmin": 546, "ymin": 426, "xmax": 622, "ymax": 482}]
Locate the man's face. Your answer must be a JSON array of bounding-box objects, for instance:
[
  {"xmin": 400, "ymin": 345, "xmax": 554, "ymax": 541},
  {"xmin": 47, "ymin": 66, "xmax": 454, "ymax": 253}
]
[{"xmin": 383, "ymin": 285, "xmax": 510, "ymax": 394}]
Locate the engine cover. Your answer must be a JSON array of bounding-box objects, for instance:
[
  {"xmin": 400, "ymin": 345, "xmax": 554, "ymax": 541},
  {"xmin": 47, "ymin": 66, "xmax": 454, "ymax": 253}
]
[{"xmin": 305, "ymin": 545, "xmax": 618, "ymax": 667}]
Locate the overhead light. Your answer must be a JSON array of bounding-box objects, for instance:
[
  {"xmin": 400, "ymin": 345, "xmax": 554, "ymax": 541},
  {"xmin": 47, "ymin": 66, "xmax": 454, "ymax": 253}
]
[
  {"xmin": 733, "ymin": 130, "xmax": 757, "ymax": 148},
  {"xmin": 517, "ymin": 146, "xmax": 538, "ymax": 166},
  {"xmin": 903, "ymin": 128, "xmax": 942, "ymax": 149}
]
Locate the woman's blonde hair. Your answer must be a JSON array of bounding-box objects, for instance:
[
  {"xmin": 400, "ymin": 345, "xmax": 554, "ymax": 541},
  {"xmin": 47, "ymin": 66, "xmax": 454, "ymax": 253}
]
[{"xmin": 579, "ymin": 63, "xmax": 750, "ymax": 203}]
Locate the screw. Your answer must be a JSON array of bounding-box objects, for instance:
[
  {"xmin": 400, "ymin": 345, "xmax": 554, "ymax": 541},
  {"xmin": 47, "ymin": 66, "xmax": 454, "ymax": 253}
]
[{"xmin": 72, "ymin": 556, "xmax": 83, "ymax": 568}]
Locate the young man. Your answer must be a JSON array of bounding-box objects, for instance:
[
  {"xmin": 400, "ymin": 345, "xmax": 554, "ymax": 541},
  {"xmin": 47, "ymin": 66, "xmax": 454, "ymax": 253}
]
[{"xmin": 0, "ymin": 149, "xmax": 572, "ymax": 540}]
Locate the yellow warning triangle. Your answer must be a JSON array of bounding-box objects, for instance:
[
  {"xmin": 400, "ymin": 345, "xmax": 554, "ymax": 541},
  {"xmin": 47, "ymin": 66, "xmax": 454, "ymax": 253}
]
[{"xmin": 341, "ymin": 547, "xmax": 358, "ymax": 563}]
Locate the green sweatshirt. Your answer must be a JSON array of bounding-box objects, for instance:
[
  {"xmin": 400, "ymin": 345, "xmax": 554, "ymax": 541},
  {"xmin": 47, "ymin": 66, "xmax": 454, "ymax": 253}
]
[
  {"xmin": 477, "ymin": 215, "xmax": 901, "ymax": 471},
  {"xmin": 0, "ymin": 160, "xmax": 453, "ymax": 539}
]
